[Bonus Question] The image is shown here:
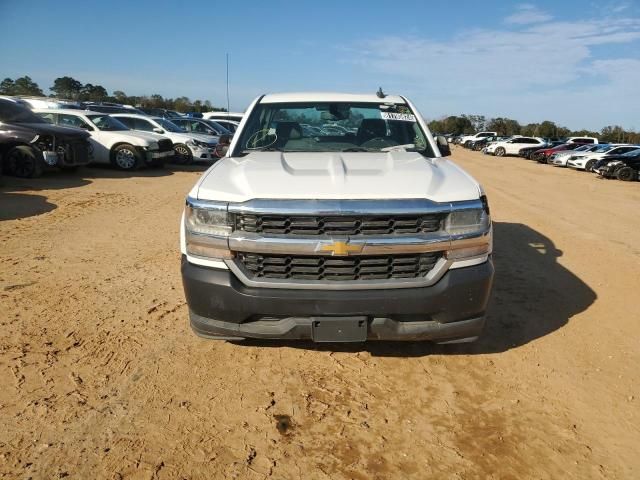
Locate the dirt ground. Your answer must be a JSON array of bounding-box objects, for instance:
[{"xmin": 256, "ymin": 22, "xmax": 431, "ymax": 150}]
[{"xmin": 1, "ymin": 148, "xmax": 638, "ymax": 480}]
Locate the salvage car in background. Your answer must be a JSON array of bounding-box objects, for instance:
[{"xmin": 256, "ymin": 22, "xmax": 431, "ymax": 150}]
[
  {"xmin": 485, "ymin": 136, "xmax": 546, "ymax": 157},
  {"xmin": 170, "ymin": 117, "xmax": 231, "ymax": 138},
  {"xmin": 549, "ymin": 144, "xmax": 603, "ymax": 166},
  {"xmin": 112, "ymin": 114, "xmax": 218, "ymax": 164},
  {"xmin": 567, "ymin": 144, "xmax": 640, "ymax": 171},
  {"xmin": 0, "ymin": 99, "xmax": 91, "ymax": 177},
  {"xmin": 35, "ymin": 109, "xmax": 174, "ymax": 169},
  {"xmin": 595, "ymin": 149, "xmax": 640, "ymax": 181},
  {"xmin": 518, "ymin": 141, "xmax": 564, "ymax": 160}
]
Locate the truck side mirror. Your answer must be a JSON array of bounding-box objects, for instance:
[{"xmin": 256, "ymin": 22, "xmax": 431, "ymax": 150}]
[
  {"xmin": 214, "ymin": 134, "xmax": 231, "ymax": 158},
  {"xmin": 436, "ymin": 135, "xmax": 451, "ymax": 157}
]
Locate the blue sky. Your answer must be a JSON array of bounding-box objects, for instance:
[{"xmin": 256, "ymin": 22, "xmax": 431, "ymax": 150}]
[{"xmin": 1, "ymin": 0, "xmax": 639, "ymax": 130}]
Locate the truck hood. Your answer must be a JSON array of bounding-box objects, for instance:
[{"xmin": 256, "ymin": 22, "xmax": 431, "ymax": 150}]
[{"xmin": 195, "ymin": 151, "xmax": 481, "ymax": 203}]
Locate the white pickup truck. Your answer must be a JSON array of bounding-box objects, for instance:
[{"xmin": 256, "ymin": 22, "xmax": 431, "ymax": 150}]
[{"xmin": 180, "ymin": 92, "xmax": 494, "ymax": 343}]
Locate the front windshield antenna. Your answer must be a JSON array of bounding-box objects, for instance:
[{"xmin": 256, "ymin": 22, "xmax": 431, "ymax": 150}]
[{"xmin": 376, "ymin": 87, "xmax": 386, "ymax": 99}]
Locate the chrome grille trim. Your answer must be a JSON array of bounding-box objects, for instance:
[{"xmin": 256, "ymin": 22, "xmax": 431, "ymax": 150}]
[{"xmin": 227, "ymin": 198, "xmax": 482, "ymax": 216}]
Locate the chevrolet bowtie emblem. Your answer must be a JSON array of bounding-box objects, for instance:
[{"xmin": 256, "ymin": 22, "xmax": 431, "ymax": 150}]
[{"xmin": 318, "ymin": 240, "xmax": 364, "ymax": 256}]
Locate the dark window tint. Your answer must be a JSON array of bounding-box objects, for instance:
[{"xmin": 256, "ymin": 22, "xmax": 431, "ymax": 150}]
[
  {"xmin": 134, "ymin": 118, "xmax": 155, "ymax": 131},
  {"xmin": 116, "ymin": 116, "xmax": 135, "ymax": 129}
]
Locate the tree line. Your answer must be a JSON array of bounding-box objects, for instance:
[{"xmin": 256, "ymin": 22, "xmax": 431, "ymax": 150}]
[
  {"xmin": 0, "ymin": 75, "xmax": 227, "ymax": 113},
  {"xmin": 427, "ymin": 114, "xmax": 640, "ymax": 144}
]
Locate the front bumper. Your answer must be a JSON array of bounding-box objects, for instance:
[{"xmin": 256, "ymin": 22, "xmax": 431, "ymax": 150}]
[
  {"xmin": 181, "ymin": 255, "xmax": 494, "ymax": 342},
  {"xmin": 142, "ymin": 149, "xmax": 174, "ymax": 164},
  {"xmin": 190, "ymin": 145, "xmax": 216, "ymax": 160}
]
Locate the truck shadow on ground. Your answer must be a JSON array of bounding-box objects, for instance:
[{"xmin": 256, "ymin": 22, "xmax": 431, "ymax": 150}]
[{"xmin": 236, "ymin": 222, "xmax": 597, "ymax": 357}]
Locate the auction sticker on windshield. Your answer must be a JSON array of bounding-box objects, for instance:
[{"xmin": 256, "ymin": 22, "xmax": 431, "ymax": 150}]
[{"xmin": 381, "ymin": 112, "xmax": 416, "ymax": 121}]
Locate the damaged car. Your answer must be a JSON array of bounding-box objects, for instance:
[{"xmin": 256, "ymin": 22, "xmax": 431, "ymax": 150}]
[{"xmin": 0, "ymin": 98, "xmax": 91, "ymax": 177}]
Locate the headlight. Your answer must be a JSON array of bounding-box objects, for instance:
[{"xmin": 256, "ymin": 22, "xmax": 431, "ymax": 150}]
[
  {"xmin": 445, "ymin": 208, "xmax": 490, "ymax": 235},
  {"xmin": 185, "ymin": 202, "xmax": 232, "ymax": 236},
  {"xmin": 187, "ymin": 139, "xmax": 209, "ymax": 148},
  {"xmin": 184, "ymin": 201, "xmax": 233, "ymax": 259},
  {"xmin": 146, "ymin": 141, "xmax": 159, "ymax": 150}
]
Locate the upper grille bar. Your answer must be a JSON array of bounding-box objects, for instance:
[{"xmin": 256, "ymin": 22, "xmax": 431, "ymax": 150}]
[{"xmin": 236, "ymin": 214, "xmax": 444, "ymax": 236}]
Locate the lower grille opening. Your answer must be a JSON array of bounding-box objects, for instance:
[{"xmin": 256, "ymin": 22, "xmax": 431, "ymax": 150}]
[{"xmin": 236, "ymin": 252, "xmax": 441, "ymax": 281}]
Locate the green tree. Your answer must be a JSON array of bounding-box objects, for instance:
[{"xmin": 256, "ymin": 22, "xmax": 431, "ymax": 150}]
[
  {"xmin": 80, "ymin": 83, "xmax": 108, "ymax": 101},
  {"xmin": 50, "ymin": 76, "xmax": 83, "ymax": 99},
  {"xmin": 112, "ymin": 90, "xmax": 127, "ymax": 102},
  {"xmin": 11, "ymin": 76, "xmax": 45, "ymax": 96},
  {"xmin": 0, "ymin": 77, "xmax": 15, "ymax": 95},
  {"xmin": 486, "ymin": 117, "xmax": 521, "ymax": 136}
]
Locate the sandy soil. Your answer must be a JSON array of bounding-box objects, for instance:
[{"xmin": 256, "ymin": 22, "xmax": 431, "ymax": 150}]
[{"xmin": 1, "ymin": 149, "xmax": 639, "ymax": 479}]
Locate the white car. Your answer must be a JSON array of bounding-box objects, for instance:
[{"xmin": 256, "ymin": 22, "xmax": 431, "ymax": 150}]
[
  {"xmin": 549, "ymin": 144, "xmax": 601, "ymax": 167},
  {"xmin": 567, "ymin": 144, "xmax": 640, "ymax": 171},
  {"xmin": 485, "ymin": 136, "xmax": 546, "ymax": 157},
  {"xmin": 179, "ymin": 91, "xmax": 493, "ymax": 344},
  {"xmin": 202, "ymin": 111, "xmax": 243, "ymax": 123},
  {"xmin": 112, "ymin": 114, "xmax": 218, "ymax": 164},
  {"xmin": 34, "ymin": 109, "xmax": 174, "ymax": 170},
  {"xmin": 458, "ymin": 131, "xmax": 497, "ymax": 147}
]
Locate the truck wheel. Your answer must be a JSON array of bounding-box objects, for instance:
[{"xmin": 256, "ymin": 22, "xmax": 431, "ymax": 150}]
[
  {"xmin": 174, "ymin": 144, "xmax": 193, "ymax": 165},
  {"xmin": 5, "ymin": 146, "xmax": 43, "ymax": 178},
  {"xmin": 616, "ymin": 166, "xmax": 636, "ymax": 181},
  {"xmin": 584, "ymin": 159, "xmax": 596, "ymax": 172},
  {"xmin": 495, "ymin": 147, "xmax": 506, "ymax": 157},
  {"xmin": 464, "ymin": 141, "xmax": 472, "ymax": 149},
  {"xmin": 111, "ymin": 144, "xmax": 141, "ymax": 170}
]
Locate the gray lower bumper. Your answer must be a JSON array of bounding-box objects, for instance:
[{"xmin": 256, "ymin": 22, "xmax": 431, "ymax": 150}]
[
  {"xmin": 190, "ymin": 311, "xmax": 485, "ymax": 343},
  {"xmin": 182, "ymin": 256, "xmax": 493, "ymax": 343}
]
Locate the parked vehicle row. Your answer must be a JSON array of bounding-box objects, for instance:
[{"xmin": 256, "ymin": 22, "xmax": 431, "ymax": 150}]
[
  {"xmin": 0, "ymin": 96, "xmax": 244, "ymax": 177},
  {"xmin": 455, "ymin": 128, "xmax": 640, "ymax": 183}
]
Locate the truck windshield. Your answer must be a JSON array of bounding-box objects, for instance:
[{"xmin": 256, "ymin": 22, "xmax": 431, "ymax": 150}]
[{"xmin": 235, "ymin": 102, "xmax": 434, "ymax": 155}]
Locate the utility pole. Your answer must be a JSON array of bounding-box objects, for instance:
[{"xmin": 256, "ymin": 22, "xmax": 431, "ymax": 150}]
[{"xmin": 226, "ymin": 53, "xmax": 230, "ymax": 114}]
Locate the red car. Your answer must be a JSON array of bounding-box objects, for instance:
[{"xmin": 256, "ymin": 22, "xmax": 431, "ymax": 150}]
[{"xmin": 532, "ymin": 143, "xmax": 585, "ymax": 163}]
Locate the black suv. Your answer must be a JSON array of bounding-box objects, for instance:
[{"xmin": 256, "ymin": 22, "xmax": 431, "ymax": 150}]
[{"xmin": 0, "ymin": 98, "xmax": 91, "ymax": 177}]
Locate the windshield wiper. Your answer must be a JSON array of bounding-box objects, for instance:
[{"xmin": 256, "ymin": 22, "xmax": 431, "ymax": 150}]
[
  {"xmin": 341, "ymin": 147, "xmax": 370, "ymax": 152},
  {"xmin": 243, "ymin": 146, "xmax": 282, "ymax": 152}
]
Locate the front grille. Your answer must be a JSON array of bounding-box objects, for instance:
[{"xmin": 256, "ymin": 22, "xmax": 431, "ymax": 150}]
[
  {"xmin": 236, "ymin": 252, "xmax": 441, "ymax": 281},
  {"xmin": 158, "ymin": 139, "xmax": 173, "ymax": 152},
  {"xmin": 236, "ymin": 214, "xmax": 444, "ymax": 236}
]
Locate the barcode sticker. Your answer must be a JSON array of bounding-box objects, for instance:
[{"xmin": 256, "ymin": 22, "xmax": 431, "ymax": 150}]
[{"xmin": 381, "ymin": 112, "xmax": 416, "ymax": 121}]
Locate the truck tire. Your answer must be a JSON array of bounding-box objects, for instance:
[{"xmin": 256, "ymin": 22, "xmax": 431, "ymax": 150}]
[
  {"xmin": 616, "ymin": 166, "xmax": 636, "ymax": 181},
  {"xmin": 4, "ymin": 146, "xmax": 43, "ymax": 178},
  {"xmin": 174, "ymin": 144, "xmax": 193, "ymax": 165},
  {"xmin": 111, "ymin": 144, "xmax": 142, "ymax": 170},
  {"xmin": 585, "ymin": 159, "xmax": 596, "ymax": 172},
  {"xmin": 494, "ymin": 147, "xmax": 506, "ymax": 157}
]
